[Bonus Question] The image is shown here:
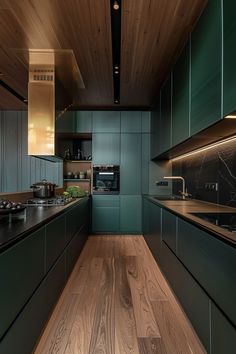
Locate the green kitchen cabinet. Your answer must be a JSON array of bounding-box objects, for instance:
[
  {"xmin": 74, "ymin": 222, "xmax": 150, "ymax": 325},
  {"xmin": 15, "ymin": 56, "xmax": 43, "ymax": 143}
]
[
  {"xmin": 0, "ymin": 253, "xmax": 66, "ymax": 354},
  {"xmin": 162, "ymin": 209, "xmax": 177, "ymax": 253},
  {"xmin": 45, "ymin": 214, "xmax": 66, "ymax": 272},
  {"xmin": 191, "ymin": 0, "xmax": 222, "ymax": 135},
  {"xmin": 92, "ymin": 133, "xmax": 120, "ymax": 164},
  {"xmin": 160, "ymin": 76, "xmax": 172, "ymax": 153},
  {"xmin": 66, "ymin": 224, "xmax": 87, "ymax": 276},
  {"xmin": 178, "ymin": 219, "xmax": 236, "ymax": 326},
  {"xmin": 0, "ymin": 227, "xmax": 45, "ymax": 339},
  {"xmin": 75, "ymin": 111, "xmax": 92, "ymax": 132},
  {"xmin": 150, "ymin": 98, "xmax": 161, "ymax": 159},
  {"xmin": 211, "ymin": 302, "xmax": 236, "ymax": 354},
  {"xmin": 66, "ymin": 198, "xmax": 89, "ymax": 242},
  {"xmin": 172, "ymin": 42, "xmax": 190, "ymax": 146},
  {"xmin": 0, "ymin": 113, "xmax": 3, "ymax": 191},
  {"xmin": 161, "ymin": 242, "xmax": 210, "ymax": 351},
  {"xmin": 92, "ymin": 195, "xmax": 120, "ymax": 232},
  {"xmin": 120, "ymin": 195, "xmax": 142, "ymax": 233},
  {"xmin": 141, "ymin": 134, "xmax": 150, "ymax": 194},
  {"xmin": 92, "ymin": 111, "xmax": 120, "ymax": 133},
  {"xmin": 141, "ymin": 111, "xmax": 151, "ymax": 133},
  {"xmin": 2, "ymin": 111, "xmax": 19, "ymax": 192},
  {"xmin": 120, "ymin": 133, "xmax": 141, "ymax": 194},
  {"xmin": 143, "ymin": 198, "xmax": 162, "ymax": 263},
  {"xmin": 56, "ymin": 111, "xmax": 76, "ymax": 133},
  {"xmin": 223, "ymin": 0, "xmax": 236, "ymax": 116},
  {"xmin": 121, "ymin": 111, "xmax": 141, "ymax": 133}
]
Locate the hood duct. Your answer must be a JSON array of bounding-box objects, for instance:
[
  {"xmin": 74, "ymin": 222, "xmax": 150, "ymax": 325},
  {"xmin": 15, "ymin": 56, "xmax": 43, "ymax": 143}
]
[{"xmin": 16, "ymin": 49, "xmax": 84, "ymax": 162}]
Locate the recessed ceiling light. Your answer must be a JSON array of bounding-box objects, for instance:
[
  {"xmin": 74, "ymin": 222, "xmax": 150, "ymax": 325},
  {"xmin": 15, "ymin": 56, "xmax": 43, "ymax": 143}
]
[
  {"xmin": 113, "ymin": 1, "xmax": 119, "ymax": 10},
  {"xmin": 114, "ymin": 65, "xmax": 119, "ymax": 70},
  {"xmin": 114, "ymin": 70, "xmax": 119, "ymax": 74},
  {"xmin": 23, "ymin": 99, "xmax": 28, "ymax": 103},
  {"xmin": 115, "ymin": 99, "xmax": 119, "ymax": 104}
]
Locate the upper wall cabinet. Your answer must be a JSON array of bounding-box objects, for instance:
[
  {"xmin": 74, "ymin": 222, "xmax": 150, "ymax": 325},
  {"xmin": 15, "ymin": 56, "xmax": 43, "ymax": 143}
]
[
  {"xmin": 141, "ymin": 112, "xmax": 151, "ymax": 133},
  {"xmin": 172, "ymin": 42, "xmax": 190, "ymax": 146},
  {"xmin": 223, "ymin": 0, "xmax": 236, "ymax": 116},
  {"xmin": 160, "ymin": 75, "xmax": 172, "ymax": 153},
  {"xmin": 150, "ymin": 97, "xmax": 161, "ymax": 159},
  {"xmin": 92, "ymin": 111, "xmax": 120, "ymax": 133},
  {"xmin": 56, "ymin": 111, "xmax": 76, "ymax": 133},
  {"xmin": 92, "ymin": 133, "xmax": 120, "ymax": 164},
  {"xmin": 190, "ymin": 0, "xmax": 222, "ymax": 135},
  {"xmin": 75, "ymin": 111, "xmax": 92, "ymax": 133},
  {"xmin": 121, "ymin": 111, "xmax": 142, "ymax": 133}
]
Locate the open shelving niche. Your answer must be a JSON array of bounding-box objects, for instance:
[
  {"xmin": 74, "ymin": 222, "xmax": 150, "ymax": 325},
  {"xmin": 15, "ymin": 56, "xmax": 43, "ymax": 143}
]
[{"xmin": 56, "ymin": 133, "xmax": 93, "ymax": 194}]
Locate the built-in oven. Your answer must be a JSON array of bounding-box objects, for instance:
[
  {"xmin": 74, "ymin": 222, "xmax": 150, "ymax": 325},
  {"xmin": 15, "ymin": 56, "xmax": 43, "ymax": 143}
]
[{"xmin": 93, "ymin": 165, "xmax": 120, "ymax": 194}]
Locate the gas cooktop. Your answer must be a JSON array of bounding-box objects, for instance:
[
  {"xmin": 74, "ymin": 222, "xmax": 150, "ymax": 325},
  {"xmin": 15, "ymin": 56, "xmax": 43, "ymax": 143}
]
[
  {"xmin": 25, "ymin": 196, "xmax": 73, "ymax": 207},
  {"xmin": 190, "ymin": 212, "xmax": 236, "ymax": 233}
]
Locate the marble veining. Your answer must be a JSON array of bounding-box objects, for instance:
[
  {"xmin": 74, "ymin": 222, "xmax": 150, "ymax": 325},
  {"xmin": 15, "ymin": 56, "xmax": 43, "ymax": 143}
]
[{"xmin": 172, "ymin": 141, "xmax": 236, "ymax": 208}]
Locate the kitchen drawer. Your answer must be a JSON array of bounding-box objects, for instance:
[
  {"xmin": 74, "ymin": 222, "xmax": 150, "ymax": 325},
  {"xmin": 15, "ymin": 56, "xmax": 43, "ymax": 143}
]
[
  {"xmin": 161, "ymin": 242, "xmax": 210, "ymax": 351},
  {"xmin": 162, "ymin": 209, "xmax": 177, "ymax": 253},
  {"xmin": 45, "ymin": 214, "xmax": 66, "ymax": 271},
  {"xmin": 0, "ymin": 227, "xmax": 45, "ymax": 339},
  {"xmin": 178, "ymin": 218, "xmax": 236, "ymax": 326},
  {"xmin": 92, "ymin": 195, "xmax": 120, "ymax": 208}
]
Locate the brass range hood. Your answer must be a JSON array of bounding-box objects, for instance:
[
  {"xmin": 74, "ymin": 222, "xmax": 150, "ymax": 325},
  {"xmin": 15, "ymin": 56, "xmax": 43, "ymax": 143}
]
[{"xmin": 19, "ymin": 49, "xmax": 84, "ymax": 161}]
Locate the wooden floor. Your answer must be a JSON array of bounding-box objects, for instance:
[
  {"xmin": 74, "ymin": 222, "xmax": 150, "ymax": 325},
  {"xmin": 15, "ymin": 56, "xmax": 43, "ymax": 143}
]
[{"xmin": 34, "ymin": 236, "xmax": 206, "ymax": 354}]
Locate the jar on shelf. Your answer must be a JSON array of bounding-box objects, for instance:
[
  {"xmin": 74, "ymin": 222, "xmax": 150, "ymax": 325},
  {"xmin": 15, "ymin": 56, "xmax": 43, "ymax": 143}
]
[{"xmin": 79, "ymin": 171, "xmax": 86, "ymax": 179}]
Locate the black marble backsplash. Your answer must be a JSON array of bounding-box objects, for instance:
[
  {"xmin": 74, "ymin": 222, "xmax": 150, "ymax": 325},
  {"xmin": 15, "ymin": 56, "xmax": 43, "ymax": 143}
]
[{"xmin": 172, "ymin": 140, "xmax": 236, "ymax": 208}]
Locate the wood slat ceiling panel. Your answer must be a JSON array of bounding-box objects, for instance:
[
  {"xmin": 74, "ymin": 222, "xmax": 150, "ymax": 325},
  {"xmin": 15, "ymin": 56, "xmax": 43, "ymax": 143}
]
[
  {"xmin": 0, "ymin": 0, "xmax": 206, "ymax": 109},
  {"xmin": 121, "ymin": 0, "xmax": 207, "ymax": 107}
]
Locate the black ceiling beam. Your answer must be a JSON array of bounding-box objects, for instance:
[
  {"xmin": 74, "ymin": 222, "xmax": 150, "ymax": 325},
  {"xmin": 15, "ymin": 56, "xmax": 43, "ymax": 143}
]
[{"xmin": 110, "ymin": 0, "xmax": 121, "ymax": 105}]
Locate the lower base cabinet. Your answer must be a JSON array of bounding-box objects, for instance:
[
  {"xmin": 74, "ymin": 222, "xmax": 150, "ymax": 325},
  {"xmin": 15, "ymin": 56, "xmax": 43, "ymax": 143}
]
[
  {"xmin": 120, "ymin": 195, "xmax": 142, "ymax": 233},
  {"xmin": 0, "ymin": 198, "xmax": 90, "ymax": 354},
  {"xmin": 142, "ymin": 196, "xmax": 236, "ymax": 353}
]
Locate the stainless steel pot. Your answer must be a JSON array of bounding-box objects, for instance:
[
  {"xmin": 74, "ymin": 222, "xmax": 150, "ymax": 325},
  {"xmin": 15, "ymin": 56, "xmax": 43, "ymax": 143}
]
[{"xmin": 30, "ymin": 179, "xmax": 57, "ymax": 198}]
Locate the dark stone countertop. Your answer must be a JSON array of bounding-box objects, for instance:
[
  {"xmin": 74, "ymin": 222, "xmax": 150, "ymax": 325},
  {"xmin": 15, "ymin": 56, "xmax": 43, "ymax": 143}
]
[
  {"xmin": 146, "ymin": 196, "xmax": 236, "ymax": 247},
  {"xmin": 0, "ymin": 198, "xmax": 88, "ymax": 253}
]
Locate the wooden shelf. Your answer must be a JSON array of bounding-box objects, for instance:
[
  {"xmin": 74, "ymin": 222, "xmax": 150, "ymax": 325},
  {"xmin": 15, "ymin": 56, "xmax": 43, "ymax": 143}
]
[{"xmin": 64, "ymin": 179, "xmax": 90, "ymax": 182}]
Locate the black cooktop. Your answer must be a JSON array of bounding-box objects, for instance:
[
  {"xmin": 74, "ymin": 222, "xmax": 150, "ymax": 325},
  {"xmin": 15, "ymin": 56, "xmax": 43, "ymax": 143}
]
[{"xmin": 191, "ymin": 212, "xmax": 236, "ymax": 232}]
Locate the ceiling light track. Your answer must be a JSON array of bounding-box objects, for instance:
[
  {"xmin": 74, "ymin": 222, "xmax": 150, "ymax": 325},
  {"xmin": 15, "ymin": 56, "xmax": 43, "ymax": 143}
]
[
  {"xmin": 0, "ymin": 79, "xmax": 27, "ymax": 104},
  {"xmin": 110, "ymin": 0, "xmax": 121, "ymax": 104}
]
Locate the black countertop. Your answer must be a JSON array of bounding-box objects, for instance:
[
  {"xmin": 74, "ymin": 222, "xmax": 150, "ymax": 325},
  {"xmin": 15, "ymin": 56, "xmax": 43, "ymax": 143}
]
[
  {"xmin": 147, "ymin": 196, "xmax": 236, "ymax": 247},
  {"xmin": 0, "ymin": 198, "xmax": 88, "ymax": 253}
]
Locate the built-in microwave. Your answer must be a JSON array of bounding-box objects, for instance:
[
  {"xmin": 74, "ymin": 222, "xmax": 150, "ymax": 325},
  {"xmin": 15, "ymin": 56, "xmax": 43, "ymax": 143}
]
[{"xmin": 93, "ymin": 165, "xmax": 120, "ymax": 194}]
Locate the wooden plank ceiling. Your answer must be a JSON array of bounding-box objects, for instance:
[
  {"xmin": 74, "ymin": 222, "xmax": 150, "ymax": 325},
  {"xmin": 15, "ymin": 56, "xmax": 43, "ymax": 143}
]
[{"xmin": 0, "ymin": 0, "xmax": 206, "ymax": 110}]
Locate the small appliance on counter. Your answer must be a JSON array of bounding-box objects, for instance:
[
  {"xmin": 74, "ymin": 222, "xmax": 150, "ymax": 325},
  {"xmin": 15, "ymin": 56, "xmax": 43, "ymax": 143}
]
[{"xmin": 93, "ymin": 165, "xmax": 120, "ymax": 194}]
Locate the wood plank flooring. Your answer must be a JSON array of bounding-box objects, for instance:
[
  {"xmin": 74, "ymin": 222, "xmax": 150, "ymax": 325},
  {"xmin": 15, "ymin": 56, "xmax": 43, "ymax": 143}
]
[{"xmin": 34, "ymin": 236, "xmax": 206, "ymax": 354}]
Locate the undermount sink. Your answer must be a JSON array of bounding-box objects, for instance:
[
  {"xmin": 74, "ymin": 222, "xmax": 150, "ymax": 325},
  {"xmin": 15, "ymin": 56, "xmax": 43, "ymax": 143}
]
[{"xmin": 154, "ymin": 195, "xmax": 189, "ymax": 201}]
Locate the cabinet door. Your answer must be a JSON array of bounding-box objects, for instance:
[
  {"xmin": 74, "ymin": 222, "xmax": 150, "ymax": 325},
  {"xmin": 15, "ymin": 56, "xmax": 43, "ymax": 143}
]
[
  {"xmin": 66, "ymin": 199, "xmax": 89, "ymax": 242},
  {"xmin": 120, "ymin": 133, "xmax": 141, "ymax": 194},
  {"xmin": 178, "ymin": 219, "xmax": 236, "ymax": 326},
  {"xmin": 144, "ymin": 200, "xmax": 162, "ymax": 263},
  {"xmin": 92, "ymin": 111, "xmax": 120, "ymax": 133},
  {"xmin": 223, "ymin": 0, "xmax": 236, "ymax": 116},
  {"xmin": 0, "ymin": 253, "xmax": 66, "ymax": 354},
  {"xmin": 172, "ymin": 42, "xmax": 190, "ymax": 146},
  {"xmin": 160, "ymin": 76, "xmax": 172, "ymax": 153},
  {"xmin": 141, "ymin": 134, "xmax": 150, "ymax": 194},
  {"xmin": 141, "ymin": 111, "xmax": 151, "ymax": 133},
  {"xmin": 121, "ymin": 111, "xmax": 141, "ymax": 133},
  {"xmin": 92, "ymin": 133, "xmax": 120, "ymax": 165},
  {"xmin": 45, "ymin": 214, "xmax": 66, "ymax": 271},
  {"xmin": 150, "ymin": 99, "xmax": 161, "ymax": 159},
  {"xmin": 161, "ymin": 242, "xmax": 210, "ymax": 352},
  {"xmin": 92, "ymin": 195, "xmax": 120, "ymax": 232},
  {"xmin": 211, "ymin": 302, "xmax": 236, "ymax": 354},
  {"xmin": 75, "ymin": 111, "xmax": 92, "ymax": 132},
  {"xmin": 162, "ymin": 209, "xmax": 177, "ymax": 253},
  {"xmin": 0, "ymin": 227, "xmax": 45, "ymax": 338},
  {"xmin": 191, "ymin": 0, "xmax": 222, "ymax": 135},
  {"xmin": 120, "ymin": 195, "xmax": 142, "ymax": 233},
  {"xmin": 56, "ymin": 111, "xmax": 76, "ymax": 133}
]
